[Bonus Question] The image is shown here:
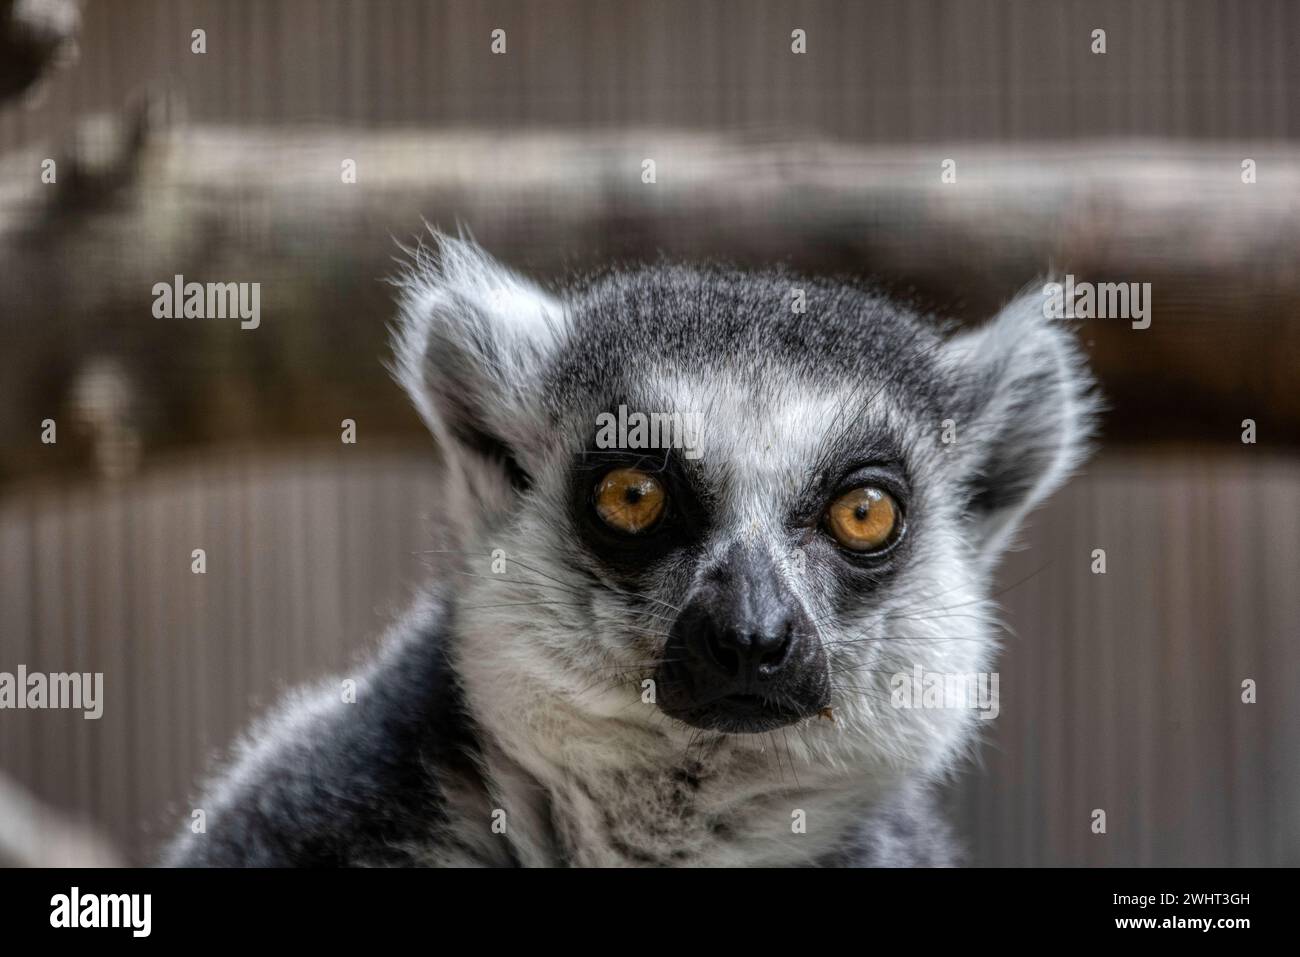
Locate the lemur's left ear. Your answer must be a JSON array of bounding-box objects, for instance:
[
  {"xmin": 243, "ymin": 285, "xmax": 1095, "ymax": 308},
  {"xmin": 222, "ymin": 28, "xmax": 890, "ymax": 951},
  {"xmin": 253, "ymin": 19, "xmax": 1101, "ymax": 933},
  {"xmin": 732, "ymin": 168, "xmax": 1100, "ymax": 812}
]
[
  {"xmin": 940, "ymin": 286, "xmax": 1099, "ymax": 562},
  {"xmin": 391, "ymin": 232, "xmax": 568, "ymax": 491}
]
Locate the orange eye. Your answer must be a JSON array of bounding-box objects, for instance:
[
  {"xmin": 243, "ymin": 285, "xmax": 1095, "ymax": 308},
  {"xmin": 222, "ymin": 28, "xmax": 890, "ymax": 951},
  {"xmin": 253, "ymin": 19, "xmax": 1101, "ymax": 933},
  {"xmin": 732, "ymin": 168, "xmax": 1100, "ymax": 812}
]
[
  {"xmin": 594, "ymin": 468, "xmax": 667, "ymax": 534},
  {"xmin": 826, "ymin": 487, "xmax": 901, "ymax": 553}
]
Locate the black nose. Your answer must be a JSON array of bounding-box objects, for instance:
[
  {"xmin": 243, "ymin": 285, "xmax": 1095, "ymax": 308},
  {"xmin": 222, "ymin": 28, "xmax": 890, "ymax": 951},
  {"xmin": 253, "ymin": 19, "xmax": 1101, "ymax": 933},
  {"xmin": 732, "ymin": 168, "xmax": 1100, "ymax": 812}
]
[
  {"xmin": 656, "ymin": 545, "xmax": 828, "ymax": 732},
  {"xmin": 698, "ymin": 614, "xmax": 796, "ymax": 682}
]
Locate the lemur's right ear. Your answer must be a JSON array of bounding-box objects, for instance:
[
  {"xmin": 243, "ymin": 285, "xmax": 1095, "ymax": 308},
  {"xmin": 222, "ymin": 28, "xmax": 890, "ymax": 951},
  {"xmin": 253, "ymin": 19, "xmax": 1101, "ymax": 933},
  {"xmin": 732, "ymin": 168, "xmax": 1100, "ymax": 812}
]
[{"xmin": 390, "ymin": 232, "xmax": 568, "ymax": 490}]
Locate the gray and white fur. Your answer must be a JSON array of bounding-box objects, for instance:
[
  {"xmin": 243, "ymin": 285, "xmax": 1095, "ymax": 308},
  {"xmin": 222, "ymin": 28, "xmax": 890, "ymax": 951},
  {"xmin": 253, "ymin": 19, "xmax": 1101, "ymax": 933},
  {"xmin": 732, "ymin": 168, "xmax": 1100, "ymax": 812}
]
[{"xmin": 165, "ymin": 234, "xmax": 1096, "ymax": 867}]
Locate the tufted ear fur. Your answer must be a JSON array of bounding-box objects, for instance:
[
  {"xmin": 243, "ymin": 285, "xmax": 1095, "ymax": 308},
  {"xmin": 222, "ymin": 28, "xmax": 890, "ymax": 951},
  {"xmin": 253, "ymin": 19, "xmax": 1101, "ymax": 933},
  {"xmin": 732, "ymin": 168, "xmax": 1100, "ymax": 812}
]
[
  {"xmin": 391, "ymin": 232, "xmax": 569, "ymax": 504},
  {"xmin": 940, "ymin": 286, "xmax": 1100, "ymax": 563}
]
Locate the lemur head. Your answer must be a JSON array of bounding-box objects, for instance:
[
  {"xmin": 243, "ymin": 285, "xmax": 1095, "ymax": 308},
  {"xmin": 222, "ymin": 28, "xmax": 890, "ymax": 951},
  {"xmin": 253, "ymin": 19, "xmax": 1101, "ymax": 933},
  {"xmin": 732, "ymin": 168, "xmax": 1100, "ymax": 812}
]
[{"xmin": 394, "ymin": 234, "xmax": 1095, "ymax": 780}]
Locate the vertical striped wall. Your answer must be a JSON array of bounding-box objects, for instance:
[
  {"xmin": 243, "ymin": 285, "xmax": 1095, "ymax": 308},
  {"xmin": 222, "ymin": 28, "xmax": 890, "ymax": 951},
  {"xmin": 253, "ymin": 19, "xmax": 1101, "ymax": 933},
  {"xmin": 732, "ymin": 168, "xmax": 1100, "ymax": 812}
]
[{"xmin": 4, "ymin": 0, "xmax": 1299, "ymax": 153}]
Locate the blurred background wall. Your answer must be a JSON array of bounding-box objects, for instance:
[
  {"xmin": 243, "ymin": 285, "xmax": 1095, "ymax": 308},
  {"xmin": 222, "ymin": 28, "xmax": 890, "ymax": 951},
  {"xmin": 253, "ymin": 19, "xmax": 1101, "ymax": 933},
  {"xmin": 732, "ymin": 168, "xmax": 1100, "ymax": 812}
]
[
  {"xmin": 0, "ymin": 0, "xmax": 1297, "ymax": 865},
  {"xmin": 5, "ymin": 0, "xmax": 1300, "ymax": 147}
]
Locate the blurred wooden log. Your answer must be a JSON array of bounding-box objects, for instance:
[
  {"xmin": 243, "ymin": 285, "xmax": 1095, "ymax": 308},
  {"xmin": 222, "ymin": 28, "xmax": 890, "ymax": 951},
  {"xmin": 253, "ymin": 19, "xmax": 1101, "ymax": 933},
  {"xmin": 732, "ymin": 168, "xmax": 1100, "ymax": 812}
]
[
  {"xmin": 0, "ymin": 771, "xmax": 120, "ymax": 866},
  {"xmin": 1, "ymin": 121, "xmax": 1298, "ymax": 480},
  {"xmin": 8, "ymin": 123, "xmax": 1300, "ymax": 287}
]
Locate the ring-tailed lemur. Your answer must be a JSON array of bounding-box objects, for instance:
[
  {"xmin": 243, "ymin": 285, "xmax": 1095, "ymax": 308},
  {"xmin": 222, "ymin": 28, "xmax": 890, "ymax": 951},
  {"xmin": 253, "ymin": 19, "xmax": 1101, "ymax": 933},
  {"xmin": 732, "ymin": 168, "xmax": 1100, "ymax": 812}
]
[{"xmin": 165, "ymin": 234, "xmax": 1095, "ymax": 867}]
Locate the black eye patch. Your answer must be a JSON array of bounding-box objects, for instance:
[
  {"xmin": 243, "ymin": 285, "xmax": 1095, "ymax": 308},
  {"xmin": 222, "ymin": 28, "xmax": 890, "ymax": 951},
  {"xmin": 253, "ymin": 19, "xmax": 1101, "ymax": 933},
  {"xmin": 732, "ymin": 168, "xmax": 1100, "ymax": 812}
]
[
  {"xmin": 567, "ymin": 444, "xmax": 712, "ymax": 581},
  {"xmin": 789, "ymin": 426, "xmax": 910, "ymax": 523},
  {"xmin": 784, "ymin": 448, "xmax": 918, "ymax": 610}
]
